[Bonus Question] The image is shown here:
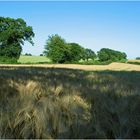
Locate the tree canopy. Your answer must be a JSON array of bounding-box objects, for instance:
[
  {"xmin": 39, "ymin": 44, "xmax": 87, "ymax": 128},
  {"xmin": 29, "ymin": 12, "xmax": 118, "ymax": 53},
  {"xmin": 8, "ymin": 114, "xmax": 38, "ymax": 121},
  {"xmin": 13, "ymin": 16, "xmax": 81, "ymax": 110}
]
[
  {"xmin": 67, "ymin": 43, "xmax": 84, "ymax": 62},
  {"xmin": 97, "ymin": 48, "xmax": 127, "ymax": 62},
  {"xmin": 44, "ymin": 34, "xmax": 68, "ymax": 63},
  {"xmin": 0, "ymin": 17, "xmax": 34, "ymax": 62},
  {"xmin": 44, "ymin": 35, "xmax": 127, "ymax": 64},
  {"xmin": 82, "ymin": 48, "xmax": 96, "ymax": 61},
  {"xmin": 44, "ymin": 35, "xmax": 97, "ymax": 63},
  {"xmin": 0, "ymin": 16, "xmax": 128, "ymax": 64}
]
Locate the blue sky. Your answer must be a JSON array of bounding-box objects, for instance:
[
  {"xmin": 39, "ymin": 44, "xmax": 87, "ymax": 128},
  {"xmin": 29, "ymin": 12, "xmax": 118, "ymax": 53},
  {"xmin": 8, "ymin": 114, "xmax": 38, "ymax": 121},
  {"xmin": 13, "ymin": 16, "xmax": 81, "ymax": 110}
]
[{"xmin": 0, "ymin": 1, "xmax": 140, "ymax": 59}]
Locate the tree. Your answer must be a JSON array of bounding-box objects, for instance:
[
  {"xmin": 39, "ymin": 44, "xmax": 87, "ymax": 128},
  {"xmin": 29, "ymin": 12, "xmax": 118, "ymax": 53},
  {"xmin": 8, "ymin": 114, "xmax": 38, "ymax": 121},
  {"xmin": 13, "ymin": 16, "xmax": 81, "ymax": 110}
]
[
  {"xmin": 44, "ymin": 34, "xmax": 97, "ymax": 63},
  {"xmin": 97, "ymin": 48, "xmax": 110, "ymax": 61},
  {"xmin": 83, "ymin": 48, "xmax": 96, "ymax": 61},
  {"xmin": 0, "ymin": 17, "xmax": 34, "ymax": 62},
  {"xmin": 97, "ymin": 48, "xmax": 127, "ymax": 62},
  {"xmin": 44, "ymin": 35, "xmax": 86, "ymax": 63},
  {"xmin": 67, "ymin": 43, "xmax": 84, "ymax": 62},
  {"xmin": 44, "ymin": 34, "xmax": 69, "ymax": 63},
  {"xmin": 40, "ymin": 54, "xmax": 43, "ymax": 56},
  {"xmin": 25, "ymin": 53, "xmax": 32, "ymax": 56}
]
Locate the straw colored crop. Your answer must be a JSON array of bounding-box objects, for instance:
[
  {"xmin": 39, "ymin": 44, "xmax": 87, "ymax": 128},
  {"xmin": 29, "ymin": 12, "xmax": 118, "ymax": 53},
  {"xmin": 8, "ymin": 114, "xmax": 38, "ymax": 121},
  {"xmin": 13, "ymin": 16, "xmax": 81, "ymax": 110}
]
[{"xmin": 0, "ymin": 66, "xmax": 140, "ymax": 138}]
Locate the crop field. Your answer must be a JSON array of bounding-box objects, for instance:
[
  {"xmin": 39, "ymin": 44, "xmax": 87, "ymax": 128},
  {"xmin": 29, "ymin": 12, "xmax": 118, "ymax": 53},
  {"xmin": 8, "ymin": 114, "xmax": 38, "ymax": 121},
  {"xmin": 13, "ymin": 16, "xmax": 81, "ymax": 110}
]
[
  {"xmin": 0, "ymin": 64, "xmax": 140, "ymax": 139},
  {"xmin": 127, "ymin": 60, "xmax": 140, "ymax": 65},
  {"xmin": 128, "ymin": 59, "xmax": 140, "ymax": 63},
  {"xmin": 1, "ymin": 62, "xmax": 140, "ymax": 71}
]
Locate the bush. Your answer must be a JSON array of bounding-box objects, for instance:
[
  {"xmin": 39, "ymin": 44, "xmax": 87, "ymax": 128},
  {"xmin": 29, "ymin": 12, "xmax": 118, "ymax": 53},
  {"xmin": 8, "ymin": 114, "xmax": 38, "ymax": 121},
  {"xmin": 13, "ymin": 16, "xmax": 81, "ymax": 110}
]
[{"xmin": 0, "ymin": 57, "xmax": 18, "ymax": 64}]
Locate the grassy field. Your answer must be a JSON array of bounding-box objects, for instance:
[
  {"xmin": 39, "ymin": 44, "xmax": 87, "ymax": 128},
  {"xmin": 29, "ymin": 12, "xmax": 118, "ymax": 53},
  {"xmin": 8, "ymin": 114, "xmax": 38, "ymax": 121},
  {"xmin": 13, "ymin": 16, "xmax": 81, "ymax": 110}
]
[
  {"xmin": 0, "ymin": 65, "xmax": 140, "ymax": 139},
  {"xmin": 18, "ymin": 56, "xmax": 51, "ymax": 64},
  {"xmin": 18, "ymin": 56, "xmax": 140, "ymax": 67}
]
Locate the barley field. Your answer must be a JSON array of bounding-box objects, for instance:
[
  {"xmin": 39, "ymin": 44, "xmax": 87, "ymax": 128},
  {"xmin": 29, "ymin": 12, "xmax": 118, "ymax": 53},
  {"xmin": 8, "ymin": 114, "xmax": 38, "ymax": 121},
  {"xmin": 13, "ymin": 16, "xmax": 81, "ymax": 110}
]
[
  {"xmin": 128, "ymin": 59, "xmax": 140, "ymax": 63},
  {"xmin": 1, "ymin": 62, "xmax": 140, "ymax": 71},
  {"xmin": 0, "ymin": 64, "xmax": 140, "ymax": 139},
  {"xmin": 127, "ymin": 60, "xmax": 140, "ymax": 65}
]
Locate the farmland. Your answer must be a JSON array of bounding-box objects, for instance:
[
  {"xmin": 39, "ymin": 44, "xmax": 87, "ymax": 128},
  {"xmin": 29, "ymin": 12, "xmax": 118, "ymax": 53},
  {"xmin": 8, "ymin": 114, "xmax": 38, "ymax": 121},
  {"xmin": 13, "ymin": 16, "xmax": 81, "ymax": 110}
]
[
  {"xmin": 127, "ymin": 59, "xmax": 140, "ymax": 65},
  {"xmin": 1, "ymin": 62, "xmax": 140, "ymax": 71},
  {"xmin": 1, "ymin": 1, "xmax": 140, "ymax": 139},
  {"xmin": 18, "ymin": 56, "xmax": 51, "ymax": 64},
  {"xmin": 0, "ymin": 63, "xmax": 140, "ymax": 139}
]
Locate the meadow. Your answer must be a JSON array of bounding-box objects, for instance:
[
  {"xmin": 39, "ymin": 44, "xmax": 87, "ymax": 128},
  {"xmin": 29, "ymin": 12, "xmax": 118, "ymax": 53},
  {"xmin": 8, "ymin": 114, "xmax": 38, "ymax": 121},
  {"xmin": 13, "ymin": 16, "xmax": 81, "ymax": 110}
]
[
  {"xmin": 18, "ymin": 56, "xmax": 140, "ymax": 66},
  {"xmin": 0, "ymin": 65, "xmax": 140, "ymax": 139},
  {"xmin": 18, "ymin": 56, "xmax": 51, "ymax": 64}
]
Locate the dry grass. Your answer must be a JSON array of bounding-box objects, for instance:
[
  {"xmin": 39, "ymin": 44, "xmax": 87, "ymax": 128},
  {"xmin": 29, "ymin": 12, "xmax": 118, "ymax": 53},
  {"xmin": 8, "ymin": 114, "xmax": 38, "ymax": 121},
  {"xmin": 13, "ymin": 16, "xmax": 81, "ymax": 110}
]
[
  {"xmin": 0, "ymin": 62, "xmax": 140, "ymax": 71},
  {"xmin": 128, "ymin": 59, "xmax": 140, "ymax": 63},
  {"xmin": 0, "ymin": 67, "xmax": 140, "ymax": 138},
  {"xmin": 127, "ymin": 60, "xmax": 140, "ymax": 65}
]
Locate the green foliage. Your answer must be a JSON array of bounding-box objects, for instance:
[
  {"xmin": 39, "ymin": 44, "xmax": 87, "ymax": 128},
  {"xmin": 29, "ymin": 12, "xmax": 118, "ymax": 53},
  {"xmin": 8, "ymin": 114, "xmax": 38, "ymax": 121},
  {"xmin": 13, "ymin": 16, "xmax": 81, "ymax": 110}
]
[
  {"xmin": 67, "ymin": 43, "xmax": 84, "ymax": 62},
  {"xmin": 0, "ymin": 17, "xmax": 34, "ymax": 62},
  {"xmin": 24, "ymin": 53, "xmax": 32, "ymax": 56},
  {"xmin": 136, "ymin": 57, "xmax": 140, "ymax": 60},
  {"xmin": 44, "ymin": 35, "xmax": 128, "ymax": 64},
  {"xmin": 127, "ymin": 62, "xmax": 140, "ymax": 65},
  {"xmin": 82, "ymin": 48, "xmax": 96, "ymax": 61},
  {"xmin": 44, "ymin": 35, "xmax": 86, "ymax": 63},
  {"xmin": 44, "ymin": 34, "xmax": 68, "ymax": 63},
  {"xmin": 97, "ymin": 48, "xmax": 127, "ymax": 62},
  {"xmin": 0, "ymin": 56, "xmax": 17, "ymax": 64},
  {"xmin": 40, "ymin": 54, "xmax": 43, "ymax": 56}
]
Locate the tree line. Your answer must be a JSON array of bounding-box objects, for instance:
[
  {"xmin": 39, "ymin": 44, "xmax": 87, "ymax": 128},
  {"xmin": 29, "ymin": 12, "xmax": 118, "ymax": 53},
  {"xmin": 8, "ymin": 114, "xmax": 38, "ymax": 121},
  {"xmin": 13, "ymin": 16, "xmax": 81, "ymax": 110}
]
[
  {"xmin": 0, "ymin": 17, "xmax": 127, "ymax": 63},
  {"xmin": 44, "ymin": 34, "xmax": 127, "ymax": 63}
]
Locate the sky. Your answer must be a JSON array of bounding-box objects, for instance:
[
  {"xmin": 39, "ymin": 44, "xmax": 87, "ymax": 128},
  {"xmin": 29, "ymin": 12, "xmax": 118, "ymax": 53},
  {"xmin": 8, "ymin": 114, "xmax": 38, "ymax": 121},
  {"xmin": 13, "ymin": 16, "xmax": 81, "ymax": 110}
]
[{"xmin": 0, "ymin": 1, "xmax": 140, "ymax": 59}]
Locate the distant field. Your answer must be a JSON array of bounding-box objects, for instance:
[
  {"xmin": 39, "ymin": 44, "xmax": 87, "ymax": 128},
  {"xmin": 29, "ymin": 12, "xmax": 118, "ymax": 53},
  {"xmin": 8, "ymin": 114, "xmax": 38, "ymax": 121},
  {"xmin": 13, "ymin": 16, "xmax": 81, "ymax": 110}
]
[
  {"xmin": 18, "ymin": 56, "xmax": 50, "ymax": 64},
  {"xmin": 127, "ymin": 60, "xmax": 140, "ymax": 65},
  {"xmin": 1, "ymin": 62, "xmax": 140, "ymax": 71},
  {"xmin": 128, "ymin": 59, "xmax": 140, "ymax": 62},
  {"xmin": 18, "ymin": 56, "xmax": 140, "ymax": 67}
]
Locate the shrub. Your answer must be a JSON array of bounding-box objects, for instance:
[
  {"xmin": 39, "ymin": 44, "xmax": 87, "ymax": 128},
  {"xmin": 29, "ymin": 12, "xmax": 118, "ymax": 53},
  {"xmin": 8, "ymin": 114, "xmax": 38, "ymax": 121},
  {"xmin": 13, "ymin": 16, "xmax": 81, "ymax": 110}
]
[{"xmin": 0, "ymin": 56, "xmax": 17, "ymax": 64}]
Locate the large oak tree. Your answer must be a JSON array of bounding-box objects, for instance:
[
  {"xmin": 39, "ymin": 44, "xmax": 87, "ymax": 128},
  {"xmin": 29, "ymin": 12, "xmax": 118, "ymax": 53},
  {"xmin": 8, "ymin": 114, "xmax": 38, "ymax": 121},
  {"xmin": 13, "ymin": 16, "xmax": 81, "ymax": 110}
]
[{"xmin": 0, "ymin": 17, "xmax": 34, "ymax": 62}]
